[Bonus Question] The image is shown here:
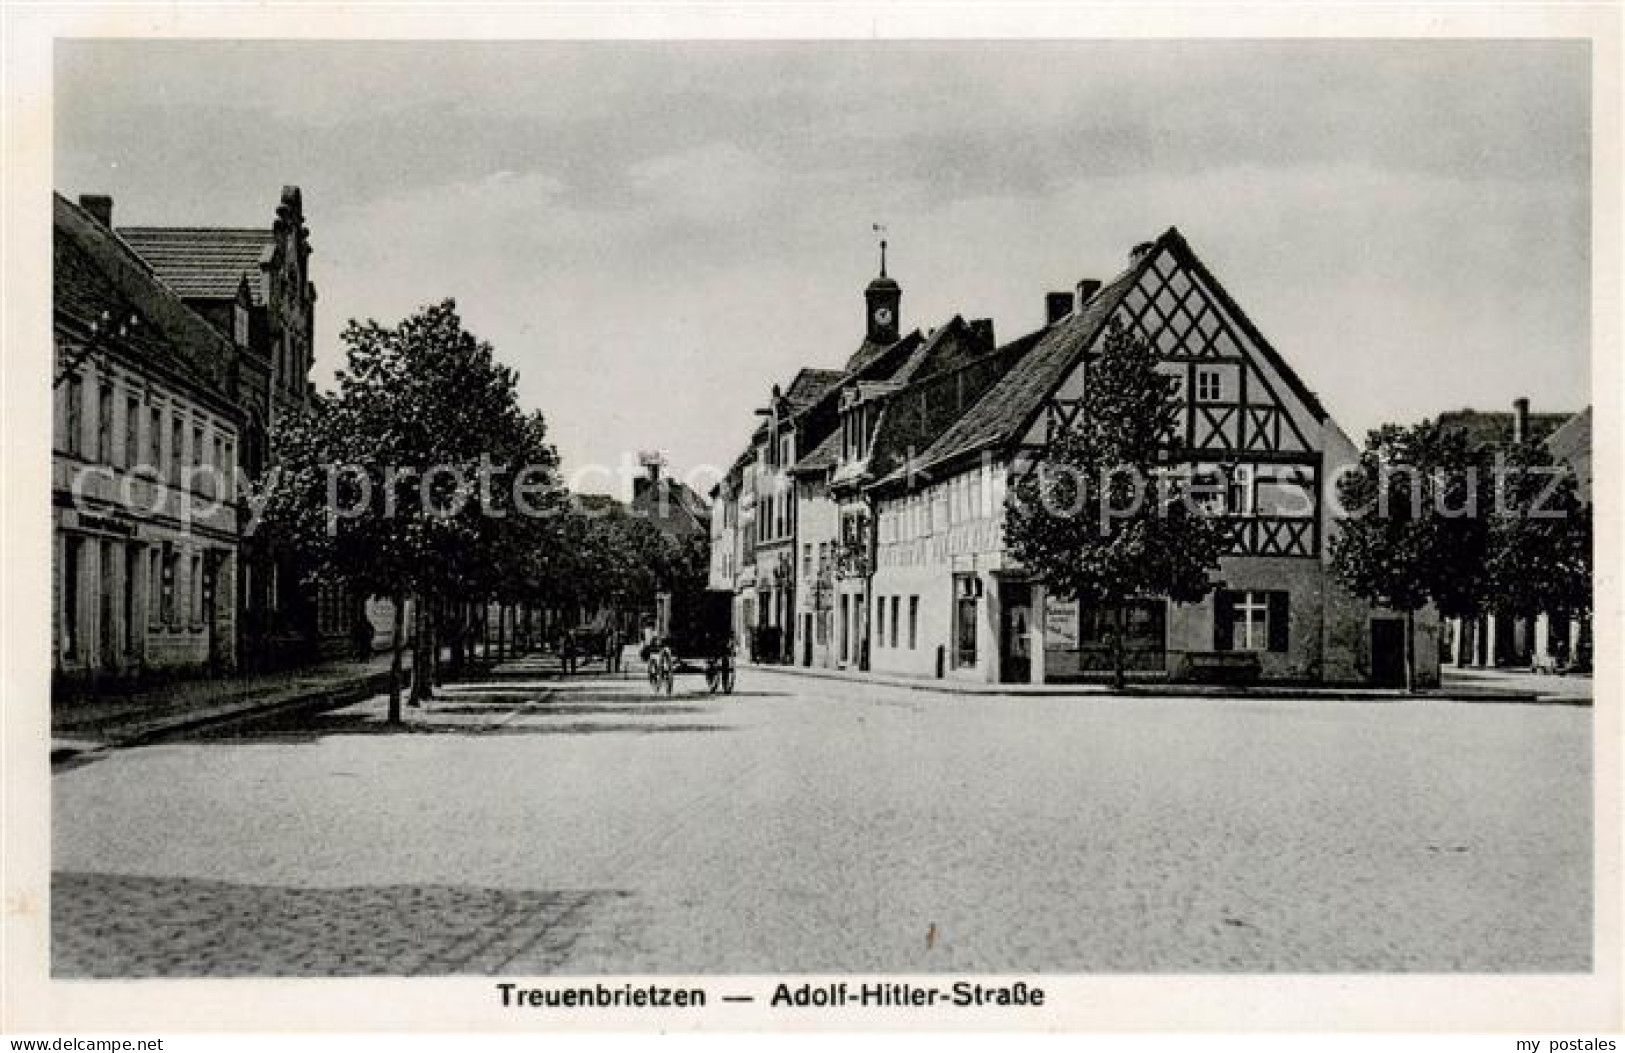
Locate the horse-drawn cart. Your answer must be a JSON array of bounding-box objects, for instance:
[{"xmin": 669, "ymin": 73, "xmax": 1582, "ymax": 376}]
[{"xmin": 643, "ymin": 588, "xmax": 736, "ymax": 696}]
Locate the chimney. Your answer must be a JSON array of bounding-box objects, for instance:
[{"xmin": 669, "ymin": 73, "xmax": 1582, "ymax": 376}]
[
  {"xmin": 969, "ymin": 318, "xmax": 995, "ymax": 350},
  {"xmin": 1076, "ymin": 279, "xmax": 1102, "ymax": 307},
  {"xmin": 1512, "ymin": 398, "xmax": 1531, "ymax": 444},
  {"xmin": 1130, "ymin": 241, "xmax": 1156, "ymax": 264},
  {"xmin": 1045, "ymin": 291, "xmax": 1074, "ymax": 325},
  {"xmin": 79, "ymin": 194, "xmax": 113, "ymax": 228}
]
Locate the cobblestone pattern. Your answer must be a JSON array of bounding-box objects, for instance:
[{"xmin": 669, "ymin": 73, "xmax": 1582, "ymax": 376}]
[
  {"xmin": 52, "ymin": 872, "xmax": 638, "ymax": 977},
  {"xmin": 52, "ymin": 672, "xmax": 1593, "ymax": 975}
]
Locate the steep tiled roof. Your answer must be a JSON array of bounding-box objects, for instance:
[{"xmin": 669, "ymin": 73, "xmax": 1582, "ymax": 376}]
[
  {"xmin": 1437, "ymin": 408, "xmax": 1571, "ymax": 449},
  {"xmin": 783, "ymin": 367, "xmax": 845, "ymax": 414},
  {"xmin": 789, "ymin": 428, "xmax": 842, "ymax": 476},
  {"xmin": 1544, "ymin": 406, "xmax": 1592, "ymax": 504},
  {"xmin": 844, "ymin": 336, "xmax": 899, "ymax": 374},
  {"xmin": 55, "ymin": 194, "xmax": 239, "ymax": 406},
  {"xmin": 117, "ymin": 226, "xmax": 273, "ymax": 305},
  {"xmin": 887, "ymin": 254, "xmax": 1149, "ymax": 484}
]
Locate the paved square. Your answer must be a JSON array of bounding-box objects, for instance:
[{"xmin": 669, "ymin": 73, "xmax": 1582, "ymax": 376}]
[{"xmin": 53, "ymin": 669, "xmax": 1591, "ymax": 975}]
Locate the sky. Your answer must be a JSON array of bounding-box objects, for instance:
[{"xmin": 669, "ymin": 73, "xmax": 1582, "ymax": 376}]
[{"xmin": 55, "ymin": 39, "xmax": 1591, "ymax": 499}]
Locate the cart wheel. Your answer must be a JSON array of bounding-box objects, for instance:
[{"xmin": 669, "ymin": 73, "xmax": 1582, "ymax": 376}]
[{"xmin": 721, "ymin": 656, "xmax": 736, "ymax": 695}]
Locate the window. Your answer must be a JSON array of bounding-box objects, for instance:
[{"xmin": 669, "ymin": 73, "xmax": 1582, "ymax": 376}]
[
  {"xmin": 1197, "ymin": 369, "xmax": 1222, "ymax": 403},
  {"xmin": 803, "ymin": 543, "xmax": 812, "ymax": 577},
  {"xmin": 908, "ymin": 596, "xmax": 919, "ymax": 649},
  {"xmin": 170, "ymin": 418, "xmax": 183, "ymax": 483},
  {"xmin": 954, "ymin": 574, "xmax": 980, "ymax": 667},
  {"xmin": 1167, "ymin": 372, "xmax": 1185, "ymax": 398},
  {"xmin": 191, "ymin": 554, "xmax": 202, "ymax": 626},
  {"xmin": 817, "ymin": 542, "xmax": 829, "ymax": 571},
  {"xmin": 149, "ymin": 406, "xmax": 162, "ymax": 469},
  {"xmin": 124, "ymin": 396, "xmax": 140, "ymax": 468},
  {"xmin": 160, "ymin": 545, "xmax": 177, "ymax": 627},
  {"xmin": 123, "ymin": 542, "xmax": 139, "ymax": 654},
  {"xmin": 233, "ymin": 303, "xmax": 249, "ymax": 347},
  {"xmin": 890, "ymin": 596, "xmax": 900, "ymax": 649},
  {"xmin": 1227, "ymin": 464, "xmax": 1255, "ymax": 515},
  {"xmin": 192, "ymin": 425, "xmax": 204, "ymax": 470},
  {"xmin": 97, "ymin": 382, "xmax": 114, "ymax": 463},
  {"xmin": 877, "ymin": 595, "xmax": 886, "ymax": 647},
  {"xmin": 1214, "ymin": 590, "xmax": 1288, "ymax": 653},
  {"xmin": 62, "ymin": 536, "xmax": 82, "ymax": 659},
  {"xmin": 65, "ymin": 375, "xmax": 84, "ymax": 456},
  {"xmin": 148, "ymin": 549, "xmax": 162, "ymax": 629}
]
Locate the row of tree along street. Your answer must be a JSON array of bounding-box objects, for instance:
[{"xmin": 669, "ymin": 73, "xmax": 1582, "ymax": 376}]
[
  {"xmin": 1004, "ymin": 321, "xmax": 1591, "ymax": 691},
  {"xmin": 256, "ymin": 300, "xmax": 706, "ymax": 723}
]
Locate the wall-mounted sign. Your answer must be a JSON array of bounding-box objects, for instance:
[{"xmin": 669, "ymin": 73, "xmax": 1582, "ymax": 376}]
[{"xmin": 1044, "ymin": 596, "xmax": 1078, "ymax": 650}]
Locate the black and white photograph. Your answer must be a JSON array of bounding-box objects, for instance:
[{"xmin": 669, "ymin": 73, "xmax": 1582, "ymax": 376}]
[{"xmin": 2, "ymin": 2, "xmax": 1619, "ymax": 1041}]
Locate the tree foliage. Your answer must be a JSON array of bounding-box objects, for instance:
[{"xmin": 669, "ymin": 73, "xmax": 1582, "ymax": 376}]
[{"xmin": 1003, "ymin": 319, "xmax": 1225, "ymax": 688}]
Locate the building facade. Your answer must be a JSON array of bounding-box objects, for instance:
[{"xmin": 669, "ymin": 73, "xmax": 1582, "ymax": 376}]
[
  {"xmin": 118, "ymin": 188, "xmax": 336, "ymax": 668},
  {"xmin": 54, "ymin": 194, "xmax": 245, "ymax": 685},
  {"xmin": 713, "ymin": 228, "xmax": 1442, "ymax": 687}
]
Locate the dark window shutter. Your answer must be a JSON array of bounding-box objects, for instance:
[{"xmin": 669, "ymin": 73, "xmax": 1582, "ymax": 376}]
[
  {"xmin": 1213, "ymin": 591, "xmax": 1235, "ymax": 651},
  {"xmin": 1267, "ymin": 592, "xmax": 1290, "ymax": 652}
]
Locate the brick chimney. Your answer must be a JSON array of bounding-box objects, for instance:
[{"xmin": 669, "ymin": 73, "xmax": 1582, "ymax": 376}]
[
  {"xmin": 1076, "ymin": 279, "xmax": 1102, "ymax": 306},
  {"xmin": 1512, "ymin": 398, "xmax": 1530, "ymax": 444},
  {"xmin": 968, "ymin": 318, "xmax": 995, "ymax": 350},
  {"xmin": 79, "ymin": 194, "xmax": 113, "ymax": 228},
  {"xmin": 1045, "ymin": 291, "xmax": 1073, "ymax": 325}
]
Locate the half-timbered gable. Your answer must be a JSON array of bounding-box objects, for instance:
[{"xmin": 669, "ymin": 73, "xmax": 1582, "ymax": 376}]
[{"xmin": 1008, "ymin": 229, "xmax": 1330, "ymax": 561}]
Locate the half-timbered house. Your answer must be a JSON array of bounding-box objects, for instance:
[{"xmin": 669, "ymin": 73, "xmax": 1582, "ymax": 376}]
[{"xmin": 865, "ymin": 227, "xmax": 1440, "ymax": 686}]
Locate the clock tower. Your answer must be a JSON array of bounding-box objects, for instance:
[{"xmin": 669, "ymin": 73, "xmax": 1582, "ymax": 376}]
[{"xmin": 864, "ymin": 237, "xmax": 901, "ymax": 344}]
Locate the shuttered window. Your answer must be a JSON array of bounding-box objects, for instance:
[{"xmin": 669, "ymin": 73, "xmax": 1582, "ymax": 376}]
[{"xmin": 1213, "ymin": 590, "xmax": 1288, "ymax": 652}]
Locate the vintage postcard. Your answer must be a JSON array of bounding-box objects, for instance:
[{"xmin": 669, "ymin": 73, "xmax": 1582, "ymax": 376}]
[{"xmin": 1, "ymin": 2, "xmax": 1619, "ymax": 1040}]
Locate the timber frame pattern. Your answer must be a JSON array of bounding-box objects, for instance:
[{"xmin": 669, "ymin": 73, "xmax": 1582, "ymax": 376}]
[{"xmin": 1012, "ymin": 231, "xmax": 1327, "ymax": 560}]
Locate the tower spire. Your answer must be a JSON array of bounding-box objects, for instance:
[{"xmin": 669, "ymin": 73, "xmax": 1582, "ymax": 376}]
[{"xmin": 873, "ymin": 222, "xmax": 888, "ymax": 277}]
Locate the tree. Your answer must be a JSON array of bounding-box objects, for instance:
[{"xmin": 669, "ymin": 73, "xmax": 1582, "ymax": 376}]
[
  {"xmin": 1003, "ymin": 319, "xmax": 1225, "ymax": 689},
  {"xmin": 1329, "ymin": 421, "xmax": 1488, "ymax": 692},
  {"xmin": 1483, "ymin": 437, "xmax": 1592, "ymax": 624},
  {"xmin": 257, "ymin": 300, "xmax": 562, "ymax": 722}
]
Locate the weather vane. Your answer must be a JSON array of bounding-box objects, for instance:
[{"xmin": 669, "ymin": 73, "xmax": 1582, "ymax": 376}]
[{"xmin": 872, "ymin": 222, "xmax": 888, "ymax": 277}]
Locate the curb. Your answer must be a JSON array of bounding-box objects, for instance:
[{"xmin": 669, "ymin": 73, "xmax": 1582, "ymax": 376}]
[
  {"xmin": 743, "ymin": 662, "xmax": 1554, "ymax": 704},
  {"xmin": 51, "ymin": 670, "xmax": 397, "ymax": 766}
]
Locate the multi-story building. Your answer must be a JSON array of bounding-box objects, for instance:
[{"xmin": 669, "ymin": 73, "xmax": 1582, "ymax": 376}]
[
  {"xmin": 714, "ymin": 227, "xmax": 1442, "ymax": 687},
  {"xmin": 117, "ymin": 188, "xmax": 335, "ymax": 668},
  {"xmin": 53, "ymin": 194, "xmax": 245, "ymax": 685}
]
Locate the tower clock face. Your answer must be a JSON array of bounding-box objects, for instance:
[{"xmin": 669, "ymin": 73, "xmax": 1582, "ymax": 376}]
[{"xmin": 874, "ymin": 306, "xmax": 894, "ymax": 326}]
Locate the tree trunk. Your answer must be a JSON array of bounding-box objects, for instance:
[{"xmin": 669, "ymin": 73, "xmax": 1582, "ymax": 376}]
[
  {"xmin": 1404, "ymin": 607, "xmax": 1417, "ymax": 694},
  {"xmin": 387, "ymin": 592, "xmax": 405, "ymax": 725},
  {"xmin": 1111, "ymin": 599, "xmax": 1127, "ymax": 692},
  {"xmin": 409, "ymin": 592, "xmax": 433, "ymax": 705}
]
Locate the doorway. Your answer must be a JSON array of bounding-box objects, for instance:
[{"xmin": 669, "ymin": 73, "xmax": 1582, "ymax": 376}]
[
  {"xmin": 999, "ymin": 581, "xmax": 1033, "ymax": 684},
  {"xmin": 1370, "ymin": 617, "xmax": 1406, "ymax": 686}
]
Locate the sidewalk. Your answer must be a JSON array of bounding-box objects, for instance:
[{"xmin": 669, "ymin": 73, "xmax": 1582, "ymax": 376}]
[
  {"xmin": 744, "ymin": 660, "xmax": 1552, "ymax": 703},
  {"xmin": 52, "ymin": 655, "xmax": 407, "ymax": 764}
]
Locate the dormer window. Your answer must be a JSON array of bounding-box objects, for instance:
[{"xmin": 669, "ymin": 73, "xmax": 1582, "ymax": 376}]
[{"xmin": 232, "ymin": 303, "xmax": 249, "ymax": 348}]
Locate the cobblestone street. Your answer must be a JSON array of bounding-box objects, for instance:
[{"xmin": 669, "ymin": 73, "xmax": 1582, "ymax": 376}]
[{"xmin": 53, "ymin": 668, "xmax": 1592, "ymax": 976}]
